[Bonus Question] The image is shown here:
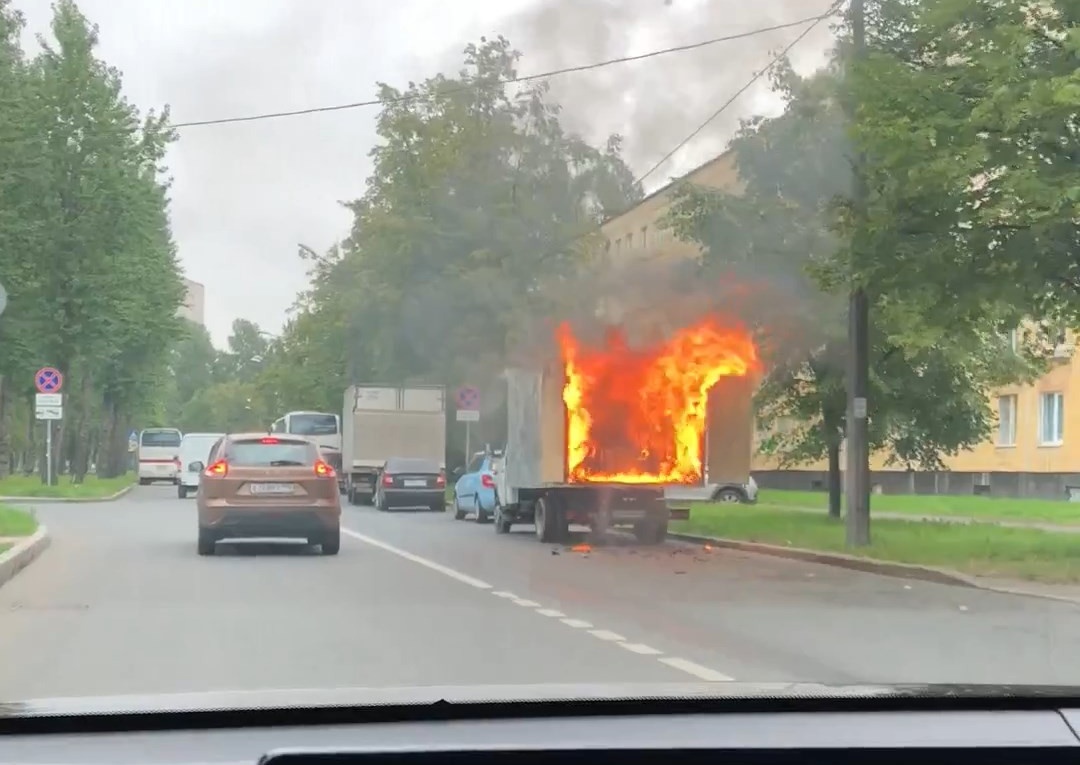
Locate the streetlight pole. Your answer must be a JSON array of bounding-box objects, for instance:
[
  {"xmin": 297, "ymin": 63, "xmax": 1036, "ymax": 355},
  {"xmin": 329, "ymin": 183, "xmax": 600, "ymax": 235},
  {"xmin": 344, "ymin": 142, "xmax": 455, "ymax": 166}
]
[{"xmin": 845, "ymin": 0, "xmax": 871, "ymax": 547}]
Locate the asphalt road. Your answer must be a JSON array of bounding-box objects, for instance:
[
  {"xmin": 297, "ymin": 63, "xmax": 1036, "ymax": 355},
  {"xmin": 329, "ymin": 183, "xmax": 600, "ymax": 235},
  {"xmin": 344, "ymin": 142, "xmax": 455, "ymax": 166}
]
[{"xmin": 1, "ymin": 484, "xmax": 1080, "ymax": 701}]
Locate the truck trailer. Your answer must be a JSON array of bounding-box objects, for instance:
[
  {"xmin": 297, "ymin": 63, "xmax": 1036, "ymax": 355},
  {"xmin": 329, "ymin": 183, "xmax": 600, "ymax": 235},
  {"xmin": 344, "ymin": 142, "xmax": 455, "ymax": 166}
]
[
  {"xmin": 341, "ymin": 385, "xmax": 447, "ymax": 506},
  {"xmin": 492, "ymin": 367, "xmax": 684, "ymax": 545}
]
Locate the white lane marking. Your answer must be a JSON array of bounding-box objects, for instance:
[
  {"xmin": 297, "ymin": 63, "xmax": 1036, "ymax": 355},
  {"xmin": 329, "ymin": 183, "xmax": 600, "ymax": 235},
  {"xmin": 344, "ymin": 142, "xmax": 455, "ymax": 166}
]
[
  {"xmin": 588, "ymin": 629, "xmax": 626, "ymax": 641},
  {"xmin": 340, "ymin": 528, "xmax": 492, "ymax": 590},
  {"xmin": 341, "ymin": 524, "xmax": 736, "ymax": 681},
  {"xmin": 659, "ymin": 657, "xmax": 735, "ymax": 682},
  {"xmin": 560, "ymin": 618, "xmax": 593, "ymax": 628}
]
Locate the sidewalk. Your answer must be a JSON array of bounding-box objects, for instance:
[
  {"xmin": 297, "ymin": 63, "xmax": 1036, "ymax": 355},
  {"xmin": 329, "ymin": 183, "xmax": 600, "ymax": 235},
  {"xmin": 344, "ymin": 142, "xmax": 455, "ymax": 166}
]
[{"xmin": 764, "ymin": 502, "xmax": 1080, "ymax": 534}]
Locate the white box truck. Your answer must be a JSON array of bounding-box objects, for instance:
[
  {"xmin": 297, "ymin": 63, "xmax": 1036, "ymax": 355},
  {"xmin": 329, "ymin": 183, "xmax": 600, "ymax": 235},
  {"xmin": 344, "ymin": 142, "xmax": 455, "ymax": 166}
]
[{"xmin": 341, "ymin": 385, "xmax": 447, "ymax": 505}]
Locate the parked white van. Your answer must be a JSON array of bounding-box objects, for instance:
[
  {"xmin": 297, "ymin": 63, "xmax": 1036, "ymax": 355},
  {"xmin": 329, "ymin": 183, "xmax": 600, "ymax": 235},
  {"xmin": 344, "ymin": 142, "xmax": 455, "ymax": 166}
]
[{"xmin": 176, "ymin": 432, "xmax": 224, "ymax": 499}]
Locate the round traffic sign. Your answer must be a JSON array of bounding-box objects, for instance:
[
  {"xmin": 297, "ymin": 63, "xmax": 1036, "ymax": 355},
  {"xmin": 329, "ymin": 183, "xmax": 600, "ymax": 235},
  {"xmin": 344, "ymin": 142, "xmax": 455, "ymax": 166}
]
[
  {"xmin": 35, "ymin": 367, "xmax": 63, "ymax": 393},
  {"xmin": 455, "ymin": 385, "xmax": 480, "ymax": 410}
]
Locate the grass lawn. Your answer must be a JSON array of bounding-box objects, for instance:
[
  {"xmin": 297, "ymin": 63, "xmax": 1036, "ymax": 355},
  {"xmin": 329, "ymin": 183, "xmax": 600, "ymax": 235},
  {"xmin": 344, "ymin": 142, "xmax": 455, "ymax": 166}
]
[
  {"xmin": 0, "ymin": 503, "xmax": 38, "ymax": 536},
  {"xmin": 760, "ymin": 489, "xmax": 1080, "ymax": 526},
  {"xmin": 673, "ymin": 503, "xmax": 1080, "ymax": 583},
  {"xmin": 0, "ymin": 473, "xmax": 133, "ymax": 499}
]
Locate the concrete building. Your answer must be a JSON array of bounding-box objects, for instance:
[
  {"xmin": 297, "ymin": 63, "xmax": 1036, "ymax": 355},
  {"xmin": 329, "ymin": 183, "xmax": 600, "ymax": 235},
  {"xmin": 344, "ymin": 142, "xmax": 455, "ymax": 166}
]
[{"xmin": 178, "ymin": 278, "xmax": 205, "ymax": 326}]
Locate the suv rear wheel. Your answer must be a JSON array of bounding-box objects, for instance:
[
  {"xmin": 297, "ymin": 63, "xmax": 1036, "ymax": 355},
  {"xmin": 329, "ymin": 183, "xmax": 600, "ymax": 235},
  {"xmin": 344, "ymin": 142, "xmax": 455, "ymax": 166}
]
[
  {"xmin": 197, "ymin": 528, "xmax": 216, "ymax": 556},
  {"xmin": 320, "ymin": 526, "xmax": 341, "ymax": 555}
]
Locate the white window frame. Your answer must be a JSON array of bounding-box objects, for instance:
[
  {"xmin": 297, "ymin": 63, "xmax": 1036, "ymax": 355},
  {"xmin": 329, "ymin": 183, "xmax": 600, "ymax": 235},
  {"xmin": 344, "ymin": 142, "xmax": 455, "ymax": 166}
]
[
  {"xmin": 997, "ymin": 395, "xmax": 1017, "ymax": 447},
  {"xmin": 1038, "ymin": 391, "xmax": 1064, "ymax": 446}
]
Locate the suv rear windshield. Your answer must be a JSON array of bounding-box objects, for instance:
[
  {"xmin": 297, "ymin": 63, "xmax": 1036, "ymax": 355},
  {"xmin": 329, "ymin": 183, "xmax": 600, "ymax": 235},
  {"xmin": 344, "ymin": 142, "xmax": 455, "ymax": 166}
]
[
  {"xmin": 141, "ymin": 430, "xmax": 181, "ymax": 447},
  {"xmin": 227, "ymin": 439, "xmax": 315, "ymax": 467},
  {"xmin": 387, "ymin": 457, "xmax": 440, "ymax": 474},
  {"xmin": 288, "ymin": 414, "xmax": 338, "ymax": 436}
]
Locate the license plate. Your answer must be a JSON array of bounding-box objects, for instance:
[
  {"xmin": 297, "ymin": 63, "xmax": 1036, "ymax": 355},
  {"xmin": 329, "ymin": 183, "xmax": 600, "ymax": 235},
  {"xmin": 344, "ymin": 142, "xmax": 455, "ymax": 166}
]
[
  {"xmin": 612, "ymin": 510, "xmax": 646, "ymax": 520},
  {"xmin": 250, "ymin": 483, "xmax": 294, "ymax": 495},
  {"xmin": 403, "ymin": 479, "xmax": 427, "ymax": 488}
]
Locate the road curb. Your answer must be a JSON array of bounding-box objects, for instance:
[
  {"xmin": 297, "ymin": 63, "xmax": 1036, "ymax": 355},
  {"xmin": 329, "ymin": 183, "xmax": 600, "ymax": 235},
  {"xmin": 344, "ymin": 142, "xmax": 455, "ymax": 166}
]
[
  {"xmin": 0, "ymin": 526, "xmax": 50, "ymax": 590},
  {"xmin": 0, "ymin": 483, "xmax": 135, "ymax": 504},
  {"xmin": 667, "ymin": 531, "xmax": 1080, "ymax": 605}
]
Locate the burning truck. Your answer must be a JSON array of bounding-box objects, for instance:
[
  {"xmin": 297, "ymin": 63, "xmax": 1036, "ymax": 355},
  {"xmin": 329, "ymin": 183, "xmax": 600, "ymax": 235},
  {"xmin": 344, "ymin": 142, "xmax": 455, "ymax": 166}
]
[{"xmin": 491, "ymin": 314, "xmax": 761, "ymax": 545}]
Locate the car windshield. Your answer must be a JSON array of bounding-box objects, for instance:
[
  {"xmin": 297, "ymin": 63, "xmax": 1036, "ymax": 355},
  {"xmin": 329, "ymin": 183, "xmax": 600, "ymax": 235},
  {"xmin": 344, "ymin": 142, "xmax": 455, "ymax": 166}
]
[
  {"xmin": 141, "ymin": 430, "xmax": 181, "ymax": 448},
  {"xmin": 288, "ymin": 414, "xmax": 338, "ymax": 436},
  {"xmin": 387, "ymin": 457, "xmax": 440, "ymax": 474},
  {"xmin": 227, "ymin": 440, "xmax": 314, "ymax": 466},
  {"xmin": 4, "ymin": 0, "xmax": 1076, "ymax": 715}
]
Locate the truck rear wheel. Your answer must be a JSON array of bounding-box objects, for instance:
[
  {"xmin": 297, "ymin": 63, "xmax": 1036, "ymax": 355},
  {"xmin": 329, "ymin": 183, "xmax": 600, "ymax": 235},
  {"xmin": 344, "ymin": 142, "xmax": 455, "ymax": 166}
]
[
  {"xmin": 534, "ymin": 496, "xmax": 568, "ymax": 544},
  {"xmin": 634, "ymin": 520, "xmax": 668, "ymax": 545}
]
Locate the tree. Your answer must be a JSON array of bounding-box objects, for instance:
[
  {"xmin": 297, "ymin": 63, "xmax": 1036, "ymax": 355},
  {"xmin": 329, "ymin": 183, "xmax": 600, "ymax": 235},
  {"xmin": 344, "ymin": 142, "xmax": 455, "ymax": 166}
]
[
  {"xmin": 844, "ymin": 0, "xmax": 1078, "ymax": 330},
  {"xmin": 666, "ymin": 56, "xmax": 1040, "ymax": 516},
  {"xmin": 296, "ymin": 36, "xmax": 641, "ymax": 398},
  {"xmin": 0, "ymin": 0, "xmax": 184, "ymax": 481}
]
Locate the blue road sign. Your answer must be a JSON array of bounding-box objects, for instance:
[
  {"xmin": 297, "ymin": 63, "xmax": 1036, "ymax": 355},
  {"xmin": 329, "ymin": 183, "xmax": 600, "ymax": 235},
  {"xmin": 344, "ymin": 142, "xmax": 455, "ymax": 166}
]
[
  {"xmin": 455, "ymin": 386, "xmax": 480, "ymax": 411},
  {"xmin": 35, "ymin": 367, "xmax": 63, "ymax": 394}
]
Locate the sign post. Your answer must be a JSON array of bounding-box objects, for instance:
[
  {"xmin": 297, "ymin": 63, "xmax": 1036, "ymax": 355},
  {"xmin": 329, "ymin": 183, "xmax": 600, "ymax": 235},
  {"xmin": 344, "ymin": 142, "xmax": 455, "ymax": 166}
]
[
  {"xmin": 455, "ymin": 386, "xmax": 481, "ymax": 461},
  {"xmin": 34, "ymin": 367, "xmax": 64, "ymax": 487}
]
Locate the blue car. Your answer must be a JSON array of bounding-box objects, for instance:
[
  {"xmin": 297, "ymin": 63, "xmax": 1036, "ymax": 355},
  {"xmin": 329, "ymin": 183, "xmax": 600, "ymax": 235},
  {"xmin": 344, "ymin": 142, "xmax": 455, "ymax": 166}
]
[{"xmin": 451, "ymin": 450, "xmax": 503, "ymax": 523}]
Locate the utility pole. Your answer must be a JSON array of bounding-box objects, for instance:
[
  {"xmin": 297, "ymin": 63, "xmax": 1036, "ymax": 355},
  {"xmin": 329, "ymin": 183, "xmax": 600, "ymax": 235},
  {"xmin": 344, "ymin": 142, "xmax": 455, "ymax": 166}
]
[{"xmin": 845, "ymin": 0, "xmax": 871, "ymax": 547}]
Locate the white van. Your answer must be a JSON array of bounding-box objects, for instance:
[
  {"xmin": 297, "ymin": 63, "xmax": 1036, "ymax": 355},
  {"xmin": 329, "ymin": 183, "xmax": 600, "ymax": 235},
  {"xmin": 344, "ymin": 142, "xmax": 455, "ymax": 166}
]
[
  {"xmin": 138, "ymin": 428, "xmax": 183, "ymax": 484},
  {"xmin": 176, "ymin": 432, "xmax": 224, "ymax": 499}
]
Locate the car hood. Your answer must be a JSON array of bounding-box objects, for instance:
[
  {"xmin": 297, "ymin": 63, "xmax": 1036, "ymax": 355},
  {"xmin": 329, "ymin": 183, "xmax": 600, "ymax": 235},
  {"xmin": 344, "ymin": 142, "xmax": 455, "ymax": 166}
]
[{"xmin": 3, "ymin": 682, "xmax": 1080, "ymax": 718}]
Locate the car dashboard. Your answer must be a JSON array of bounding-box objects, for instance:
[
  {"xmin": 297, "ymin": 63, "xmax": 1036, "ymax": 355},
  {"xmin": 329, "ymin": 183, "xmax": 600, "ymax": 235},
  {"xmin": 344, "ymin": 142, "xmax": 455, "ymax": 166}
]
[{"xmin": 2, "ymin": 684, "xmax": 1080, "ymax": 765}]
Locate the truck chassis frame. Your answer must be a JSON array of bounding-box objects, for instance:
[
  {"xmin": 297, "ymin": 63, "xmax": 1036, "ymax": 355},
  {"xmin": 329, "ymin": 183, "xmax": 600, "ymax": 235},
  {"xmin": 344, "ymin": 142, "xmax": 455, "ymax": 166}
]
[{"xmin": 495, "ymin": 483, "xmax": 687, "ymax": 545}]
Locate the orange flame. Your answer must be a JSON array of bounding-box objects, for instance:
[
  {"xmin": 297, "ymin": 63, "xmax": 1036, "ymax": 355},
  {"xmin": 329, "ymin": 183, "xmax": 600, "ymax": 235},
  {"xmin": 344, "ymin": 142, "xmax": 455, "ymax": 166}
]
[{"xmin": 558, "ymin": 317, "xmax": 758, "ymax": 484}]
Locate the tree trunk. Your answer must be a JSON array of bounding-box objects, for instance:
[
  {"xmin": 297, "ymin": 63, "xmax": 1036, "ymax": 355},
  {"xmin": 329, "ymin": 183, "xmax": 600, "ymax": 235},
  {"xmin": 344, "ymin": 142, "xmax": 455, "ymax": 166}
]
[{"xmin": 826, "ymin": 440, "xmax": 842, "ymax": 518}]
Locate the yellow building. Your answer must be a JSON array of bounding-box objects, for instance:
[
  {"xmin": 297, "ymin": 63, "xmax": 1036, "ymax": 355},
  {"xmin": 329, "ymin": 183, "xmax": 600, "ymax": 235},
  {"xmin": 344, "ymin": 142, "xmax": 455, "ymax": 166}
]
[{"xmin": 599, "ymin": 149, "xmax": 1080, "ymax": 499}]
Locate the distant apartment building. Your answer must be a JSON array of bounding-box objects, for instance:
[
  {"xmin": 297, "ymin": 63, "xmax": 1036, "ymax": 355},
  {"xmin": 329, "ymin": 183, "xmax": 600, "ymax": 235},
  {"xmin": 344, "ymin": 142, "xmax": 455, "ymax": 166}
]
[{"xmin": 178, "ymin": 278, "xmax": 205, "ymax": 326}]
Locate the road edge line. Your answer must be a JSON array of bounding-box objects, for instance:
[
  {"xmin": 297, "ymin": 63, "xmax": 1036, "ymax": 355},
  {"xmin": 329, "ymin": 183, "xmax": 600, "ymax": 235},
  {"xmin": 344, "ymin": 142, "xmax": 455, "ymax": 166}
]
[
  {"xmin": 0, "ymin": 526, "xmax": 50, "ymax": 590},
  {"xmin": 668, "ymin": 531, "xmax": 1080, "ymax": 605},
  {"xmin": 0, "ymin": 483, "xmax": 135, "ymax": 504}
]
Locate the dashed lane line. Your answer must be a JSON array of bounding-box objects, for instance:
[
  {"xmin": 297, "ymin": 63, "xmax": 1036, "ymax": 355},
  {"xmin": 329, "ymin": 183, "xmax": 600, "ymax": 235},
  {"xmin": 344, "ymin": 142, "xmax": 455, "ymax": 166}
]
[{"xmin": 339, "ymin": 526, "xmax": 735, "ymax": 682}]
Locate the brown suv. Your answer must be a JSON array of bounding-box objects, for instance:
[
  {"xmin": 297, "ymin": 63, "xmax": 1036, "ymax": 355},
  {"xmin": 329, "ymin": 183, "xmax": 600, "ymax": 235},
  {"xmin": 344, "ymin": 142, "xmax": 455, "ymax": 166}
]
[{"xmin": 193, "ymin": 433, "xmax": 341, "ymax": 556}]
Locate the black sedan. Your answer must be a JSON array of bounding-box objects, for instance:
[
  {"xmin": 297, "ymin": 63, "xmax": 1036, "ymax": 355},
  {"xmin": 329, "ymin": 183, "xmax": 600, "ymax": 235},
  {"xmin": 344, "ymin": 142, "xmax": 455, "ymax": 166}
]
[{"xmin": 374, "ymin": 457, "xmax": 446, "ymax": 512}]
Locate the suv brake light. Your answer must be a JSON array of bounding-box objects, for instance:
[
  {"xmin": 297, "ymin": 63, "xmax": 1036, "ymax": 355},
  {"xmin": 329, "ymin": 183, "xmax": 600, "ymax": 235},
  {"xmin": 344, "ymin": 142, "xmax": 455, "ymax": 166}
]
[
  {"xmin": 260, "ymin": 437, "xmax": 279, "ymax": 444},
  {"xmin": 481, "ymin": 474, "xmax": 495, "ymax": 488},
  {"xmin": 205, "ymin": 459, "xmax": 228, "ymax": 477},
  {"xmin": 314, "ymin": 460, "xmax": 335, "ymax": 478}
]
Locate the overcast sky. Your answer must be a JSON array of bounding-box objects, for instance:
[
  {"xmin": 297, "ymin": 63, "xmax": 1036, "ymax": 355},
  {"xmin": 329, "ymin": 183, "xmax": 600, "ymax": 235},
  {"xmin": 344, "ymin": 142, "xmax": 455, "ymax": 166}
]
[{"xmin": 15, "ymin": 0, "xmax": 836, "ymax": 348}]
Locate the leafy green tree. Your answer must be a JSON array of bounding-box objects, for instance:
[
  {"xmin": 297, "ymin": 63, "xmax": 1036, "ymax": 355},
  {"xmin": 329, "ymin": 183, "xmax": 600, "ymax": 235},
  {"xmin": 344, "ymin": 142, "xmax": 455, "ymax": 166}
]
[
  {"xmin": 0, "ymin": 0, "xmax": 184, "ymax": 481},
  {"xmin": 667, "ymin": 57, "xmax": 1040, "ymax": 516},
  {"xmin": 844, "ymin": 0, "xmax": 1078, "ymax": 330}
]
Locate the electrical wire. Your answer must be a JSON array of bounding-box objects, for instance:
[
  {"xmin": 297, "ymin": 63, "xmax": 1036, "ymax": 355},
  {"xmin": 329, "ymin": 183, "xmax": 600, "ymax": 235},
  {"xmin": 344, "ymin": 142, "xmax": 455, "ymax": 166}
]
[
  {"xmin": 634, "ymin": 0, "xmax": 847, "ymax": 186},
  {"xmin": 170, "ymin": 11, "xmax": 839, "ymax": 129}
]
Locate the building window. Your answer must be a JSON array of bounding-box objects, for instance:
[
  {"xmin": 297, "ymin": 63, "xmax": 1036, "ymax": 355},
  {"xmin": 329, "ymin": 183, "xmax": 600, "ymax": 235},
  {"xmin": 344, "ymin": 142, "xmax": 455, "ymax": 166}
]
[
  {"xmin": 1039, "ymin": 392, "xmax": 1064, "ymax": 446},
  {"xmin": 641, "ymin": 225, "xmax": 648, "ymax": 247},
  {"xmin": 997, "ymin": 395, "xmax": 1016, "ymax": 446},
  {"xmin": 626, "ymin": 233, "xmax": 633, "ymax": 249}
]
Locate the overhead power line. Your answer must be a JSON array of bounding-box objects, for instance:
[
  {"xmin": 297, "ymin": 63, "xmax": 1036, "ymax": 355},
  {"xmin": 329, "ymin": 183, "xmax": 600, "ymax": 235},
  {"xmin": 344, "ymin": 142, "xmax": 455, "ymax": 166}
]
[
  {"xmin": 170, "ymin": 11, "xmax": 838, "ymax": 130},
  {"xmin": 634, "ymin": 0, "xmax": 847, "ymax": 186}
]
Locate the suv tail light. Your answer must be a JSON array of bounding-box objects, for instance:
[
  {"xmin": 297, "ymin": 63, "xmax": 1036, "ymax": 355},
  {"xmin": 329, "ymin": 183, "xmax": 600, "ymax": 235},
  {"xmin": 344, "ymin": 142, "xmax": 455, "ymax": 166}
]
[
  {"xmin": 481, "ymin": 474, "xmax": 495, "ymax": 489},
  {"xmin": 205, "ymin": 459, "xmax": 228, "ymax": 477},
  {"xmin": 436, "ymin": 471, "xmax": 446, "ymax": 487},
  {"xmin": 314, "ymin": 460, "xmax": 335, "ymax": 478},
  {"xmin": 382, "ymin": 473, "xmax": 394, "ymax": 487}
]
